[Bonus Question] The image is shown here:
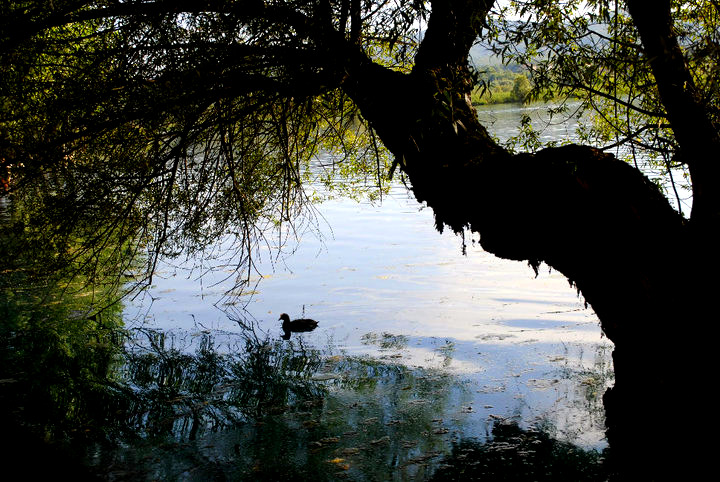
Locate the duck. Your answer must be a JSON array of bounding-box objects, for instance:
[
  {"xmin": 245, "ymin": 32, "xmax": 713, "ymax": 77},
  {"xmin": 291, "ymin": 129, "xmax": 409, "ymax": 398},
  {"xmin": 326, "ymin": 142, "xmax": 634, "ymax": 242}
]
[{"xmin": 279, "ymin": 313, "xmax": 319, "ymax": 339}]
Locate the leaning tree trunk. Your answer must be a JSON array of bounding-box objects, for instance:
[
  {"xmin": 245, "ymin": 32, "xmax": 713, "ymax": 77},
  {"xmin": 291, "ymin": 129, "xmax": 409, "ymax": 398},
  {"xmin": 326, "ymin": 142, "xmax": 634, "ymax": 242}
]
[{"xmin": 340, "ymin": 1, "xmax": 715, "ymax": 477}]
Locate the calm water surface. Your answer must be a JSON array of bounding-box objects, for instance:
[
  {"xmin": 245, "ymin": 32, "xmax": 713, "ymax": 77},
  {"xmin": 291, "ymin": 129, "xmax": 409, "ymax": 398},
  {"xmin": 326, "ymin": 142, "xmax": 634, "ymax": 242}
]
[{"xmin": 116, "ymin": 104, "xmax": 615, "ymax": 478}]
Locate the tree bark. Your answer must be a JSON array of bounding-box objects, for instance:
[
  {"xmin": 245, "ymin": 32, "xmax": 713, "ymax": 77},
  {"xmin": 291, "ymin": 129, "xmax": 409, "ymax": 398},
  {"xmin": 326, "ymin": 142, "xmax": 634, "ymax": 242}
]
[
  {"xmin": 626, "ymin": 0, "xmax": 720, "ymax": 227},
  {"xmin": 341, "ymin": 0, "xmax": 713, "ymax": 476}
]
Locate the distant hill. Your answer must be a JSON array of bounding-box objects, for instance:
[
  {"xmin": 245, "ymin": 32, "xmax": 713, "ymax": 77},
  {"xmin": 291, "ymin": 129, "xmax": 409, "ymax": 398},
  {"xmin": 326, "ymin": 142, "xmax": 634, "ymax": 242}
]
[{"xmin": 469, "ymin": 43, "xmax": 504, "ymax": 66}]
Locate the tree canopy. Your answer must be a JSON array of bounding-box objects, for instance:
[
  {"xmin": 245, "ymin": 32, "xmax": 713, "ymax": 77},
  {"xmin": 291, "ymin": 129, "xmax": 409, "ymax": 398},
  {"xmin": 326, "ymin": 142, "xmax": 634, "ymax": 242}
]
[
  {"xmin": 1, "ymin": 0, "xmax": 405, "ymax": 290},
  {"xmin": 3, "ymin": 2, "xmax": 720, "ymax": 474},
  {"xmin": 485, "ymin": 1, "xmax": 720, "ymax": 209},
  {"xmin": 3, "ymin": 1, "xmax": 717, "ymax": 277}
]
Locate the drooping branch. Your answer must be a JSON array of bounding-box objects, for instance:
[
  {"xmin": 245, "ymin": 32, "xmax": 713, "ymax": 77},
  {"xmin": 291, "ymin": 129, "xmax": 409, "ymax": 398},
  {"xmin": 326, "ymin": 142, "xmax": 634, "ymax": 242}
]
[{"xmin": 1, "ymin": 1, "xmax": 309, "ymax": 54}]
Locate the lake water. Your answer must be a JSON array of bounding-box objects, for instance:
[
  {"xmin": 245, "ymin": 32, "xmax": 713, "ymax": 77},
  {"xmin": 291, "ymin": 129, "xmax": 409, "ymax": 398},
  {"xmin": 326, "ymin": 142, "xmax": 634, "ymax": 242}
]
[{"xmin": 115, "ymin": 104, "xmax": 616, "ymax": 478}]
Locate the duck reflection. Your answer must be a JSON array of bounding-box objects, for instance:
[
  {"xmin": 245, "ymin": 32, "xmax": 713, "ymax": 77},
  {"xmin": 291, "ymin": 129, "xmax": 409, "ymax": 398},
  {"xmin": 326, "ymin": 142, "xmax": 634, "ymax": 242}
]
[{"xmin": 279, "ymin": 313, "xmax": 319, "ymax": 339}]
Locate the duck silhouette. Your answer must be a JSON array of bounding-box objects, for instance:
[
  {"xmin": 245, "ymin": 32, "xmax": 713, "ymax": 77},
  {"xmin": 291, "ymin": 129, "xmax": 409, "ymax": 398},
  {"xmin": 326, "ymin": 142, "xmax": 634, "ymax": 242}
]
[{"xmin": 279, "ymin": 313, "xmax": 319, "ymax": 340}]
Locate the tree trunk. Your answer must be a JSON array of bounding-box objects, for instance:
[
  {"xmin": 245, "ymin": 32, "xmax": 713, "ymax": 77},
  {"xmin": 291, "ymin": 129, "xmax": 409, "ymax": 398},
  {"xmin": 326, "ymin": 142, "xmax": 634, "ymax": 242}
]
[
  {"xmin": 626, "ymin": 0, "xmax": 720, "ymax": 226},
  {"xmin": 341, "ymin": 1, "xmax": 715, "ymax": 476}
]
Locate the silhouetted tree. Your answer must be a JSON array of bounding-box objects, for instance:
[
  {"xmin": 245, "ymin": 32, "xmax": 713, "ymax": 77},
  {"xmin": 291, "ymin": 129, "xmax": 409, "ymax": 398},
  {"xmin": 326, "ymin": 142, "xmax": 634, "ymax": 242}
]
[{"xmin": 2, "ymin": 1, "xmax": 718, "ymax": 475}]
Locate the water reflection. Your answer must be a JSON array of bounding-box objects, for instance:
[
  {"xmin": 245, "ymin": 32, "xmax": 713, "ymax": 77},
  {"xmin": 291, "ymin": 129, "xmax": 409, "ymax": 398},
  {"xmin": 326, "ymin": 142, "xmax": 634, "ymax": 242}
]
[
  {"xmin": 108, "ymin": 327, "xmax": 458, "ymax": 478},
  {"xmin": 112, "ymin": 326, "xmax": 611, "ymax": 479},
  {"xmin": 431, "ymin": 422, "xmax": 609, "ymax": 481},
  {"xmin": 1, "ymin": 299, "xmax": 611, "ymax": 479}
]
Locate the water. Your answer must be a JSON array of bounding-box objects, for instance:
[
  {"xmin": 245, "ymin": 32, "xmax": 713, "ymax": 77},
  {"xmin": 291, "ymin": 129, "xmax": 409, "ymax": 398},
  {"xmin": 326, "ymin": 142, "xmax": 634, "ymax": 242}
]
[
  {"xmin": 116, "ymin": 103, "xmax": 615, "ymax": 477},
  {"xmin": 477, "ymin": 102, "xmax": 693, "ymax": 215}
]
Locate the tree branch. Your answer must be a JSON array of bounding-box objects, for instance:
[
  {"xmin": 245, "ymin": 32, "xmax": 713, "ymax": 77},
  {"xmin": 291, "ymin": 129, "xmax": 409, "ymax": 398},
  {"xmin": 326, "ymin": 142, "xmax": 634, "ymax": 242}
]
[{"xmin": 626, "ymin": 0, "xmax": 720, "ymax": 223}]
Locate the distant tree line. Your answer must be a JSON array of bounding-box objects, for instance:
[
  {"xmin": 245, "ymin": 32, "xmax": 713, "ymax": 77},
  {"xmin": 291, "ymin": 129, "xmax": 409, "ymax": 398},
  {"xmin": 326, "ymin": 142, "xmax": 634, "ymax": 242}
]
[{"xmin": 470, "ymin": 63, "xmax": 533, "ymax": 105}]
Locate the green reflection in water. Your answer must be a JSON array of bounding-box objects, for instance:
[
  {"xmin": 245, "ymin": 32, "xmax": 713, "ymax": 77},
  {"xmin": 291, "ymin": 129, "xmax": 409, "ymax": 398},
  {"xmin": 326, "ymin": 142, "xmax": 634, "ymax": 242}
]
[
  {"xmin": 110, "ymin": 327, "xmax": 612, "ymax": 480},
  {"xmin": 1, "ymin": 308, "xmax": 611, "ymax": 480},
  {"xmin": 101, "ymin": 329, "xmax": 468, "ymax": 480},
  {"xmin": 1, "ymin": 225, "xmax": 127, "ymax": 477}
]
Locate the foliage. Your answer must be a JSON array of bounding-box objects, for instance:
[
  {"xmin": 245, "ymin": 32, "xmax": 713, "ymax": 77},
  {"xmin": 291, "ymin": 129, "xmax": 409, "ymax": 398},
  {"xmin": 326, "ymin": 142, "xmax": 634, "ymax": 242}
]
[
  {"xmin": 470, "ymin": 63, "xmax": 533, "ymax": 105},
  {"xmin": 511, "ymin": 73, "xmax": 533, "ymax": 102},
  {"xmin": 1, "ymin": 0, "xmax": 401, "ymax": 293},
  {"xmin": 2, "ymin": 0, "xmax": 719, "ymax": 290},
  {"xmin": 481, "ymin": 0, "xmax": 720, "ymax": 209}
]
